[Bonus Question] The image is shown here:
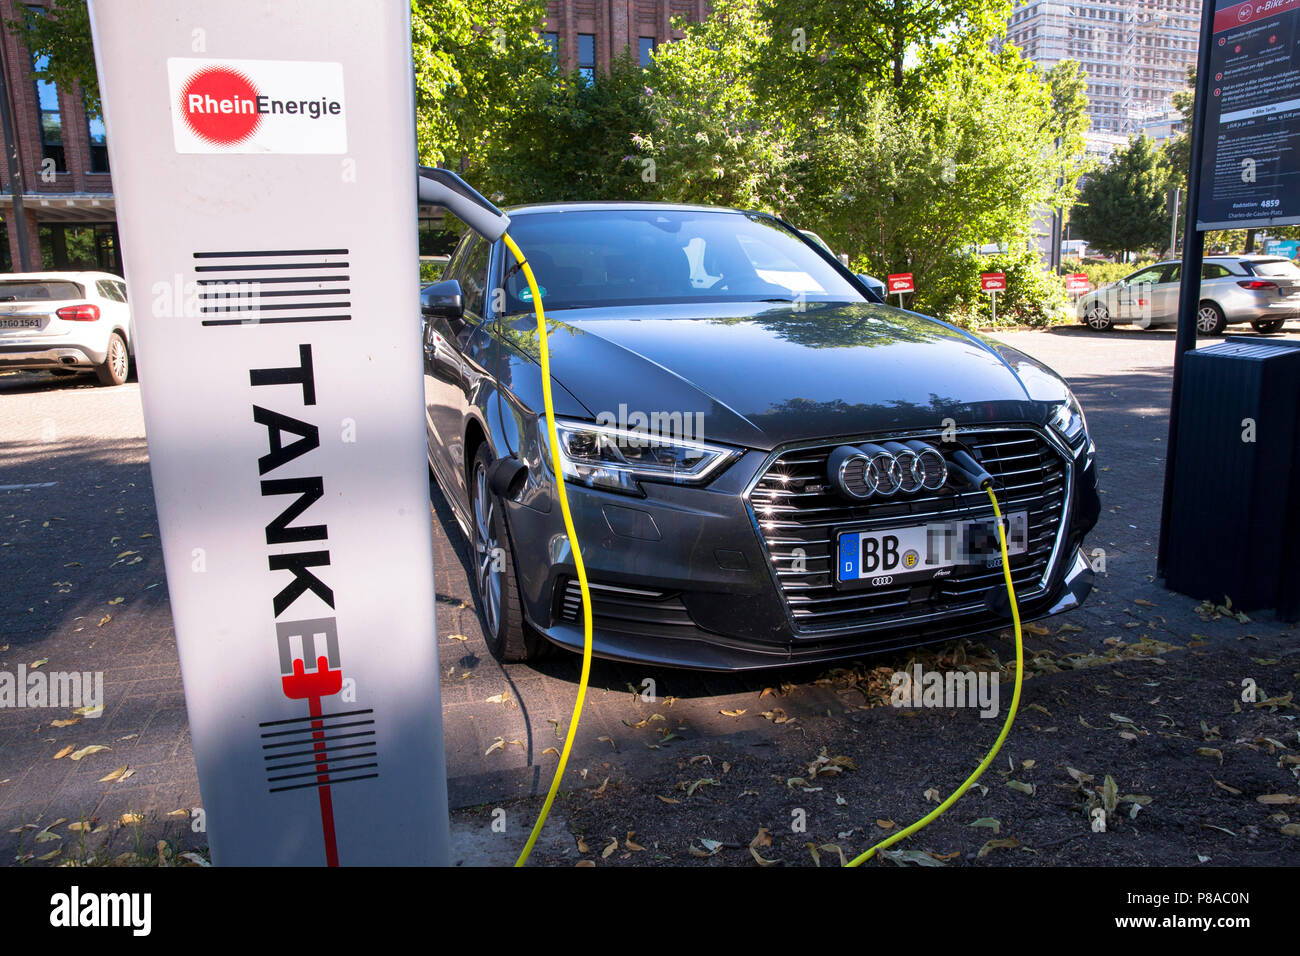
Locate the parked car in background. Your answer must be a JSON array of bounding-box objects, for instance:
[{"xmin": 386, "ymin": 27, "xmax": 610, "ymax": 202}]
[
  {"xmin": 0, "ymin": 272, "xmax": 133, "ymax": 385},
  {"xmin": 1078, "ymin": 255, "xmax": 1300, "ymax": 335}
]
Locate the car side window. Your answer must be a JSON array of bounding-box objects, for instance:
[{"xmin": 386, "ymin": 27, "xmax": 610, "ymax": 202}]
[
  {"xmin": 1202, "ymin": 263, "xmax": 1231, "ymax": 279},
  {"xmin": 113, "ymin": 280, "xmax": 128, "ymax": 302},
  {"xmin": 95, "ymin": 279, "xmax": 118, "ymax": 301},
  {"xmin": 442, "ymin": 234, "xmax": 472, "ymax": 284},
  {"xmin": 460, "ymin": 238, "xmax": 490, "ymax": 321},
  {"xmin": 1126, "ymin": 265, "xmax": 1165, "ymax": 286},
  {"xmin": 1163, "ymin": 265, "xmax": 1181, "ymax": 284}
]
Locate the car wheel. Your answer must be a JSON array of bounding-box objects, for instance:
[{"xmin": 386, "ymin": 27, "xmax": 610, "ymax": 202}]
[
  {"xmin": 469, "ymin": 444, "xmax": 546, "ymax": 663},
  {"xmin": 1251, "ymin": 319, "xmax": 1285, "ymax": 334},
  {"xmin": 1083, "ymin": 303, "xmax": 1112, "ymax": 331},
  {"xmin": 94, "ymin": 332, "xmax": 130, "ymax": 386},
  {"xmin": 1196, "ymin": 302, "xmax": 1227, "ymax": 336}
]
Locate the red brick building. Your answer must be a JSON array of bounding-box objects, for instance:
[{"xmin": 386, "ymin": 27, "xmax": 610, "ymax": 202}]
[
  {"xmin": 0, "ymin": 0, "xmax": 118, "ymax": 275},
  {"xmin": 0, "ymin": 2, "xmax": 711, "ymax": 275},
  {"xmin": 542, "ymin": 0, "xmax": 709, "ymax": 75}
]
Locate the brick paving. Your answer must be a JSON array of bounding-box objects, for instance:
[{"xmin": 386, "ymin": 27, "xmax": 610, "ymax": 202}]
[{"xmin": 0, "ymin": 321, "xmax": 1295, "ymax": 863}]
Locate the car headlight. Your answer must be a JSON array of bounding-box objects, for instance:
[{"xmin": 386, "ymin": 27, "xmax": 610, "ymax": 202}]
[
  {"xmin": 545, "ymin": 419, "xmax": 741, "ymax": 494},
  {"xmin": 1049, "ymin": 391, "xmax": 1089, "ymax": 450}
]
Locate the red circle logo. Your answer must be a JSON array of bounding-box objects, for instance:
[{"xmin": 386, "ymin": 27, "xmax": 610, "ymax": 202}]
[{"xmin": 179, "ymin": 67, "xmax": 261, "ymax": 146}]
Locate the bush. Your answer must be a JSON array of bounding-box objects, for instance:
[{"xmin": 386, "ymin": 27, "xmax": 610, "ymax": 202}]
[
  {"xmin": 1061, "ymin": 258, "xmax": 1137, "ymax": 291},
  {"xmin": 860, "ymin": 248, "xmax": 1071, "ymax": 329}
]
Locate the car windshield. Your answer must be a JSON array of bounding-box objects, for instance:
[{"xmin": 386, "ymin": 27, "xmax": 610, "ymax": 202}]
[
  {"xmin": 0, "ymin": 279, "xmax": 83, "ymax": 302},
  {"xmin": 1250, "ymin": 259, "xmax": 1300, "ymax": 279},
  {"xmin": 501, "ymin": 208, "xmax": 863, "ymax": 312}
]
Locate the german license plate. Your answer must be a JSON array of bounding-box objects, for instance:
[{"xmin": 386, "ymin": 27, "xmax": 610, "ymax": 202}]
[
  {"xmin": 0, "ymin": 316, "xmax": 42, "ymax": 331},
  {"xmin": 836, "ymin": 511, "xmax": 1029, "ymax": 586}
]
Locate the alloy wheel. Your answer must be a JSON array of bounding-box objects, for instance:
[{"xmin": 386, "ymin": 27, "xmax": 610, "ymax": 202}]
[
  {"xmin": 110, "ymin": 336, "xmax": 128, "ymax": 381},
  {"xmin": 1196, "ymin": 306, "xmax": 1221, "ymax": 334},
  {"xmin": 1085, "ymin": 305, "xmax": 1110, "ymax": 330},
  {"xmin": 472, "ymin": 462, "xmax": 502, "ymax": 635}
]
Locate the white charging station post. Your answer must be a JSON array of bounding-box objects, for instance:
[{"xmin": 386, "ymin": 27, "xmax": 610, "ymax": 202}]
[{"xmin": 88, "ymin": 0, "xmax": 448, "ymax": 865}]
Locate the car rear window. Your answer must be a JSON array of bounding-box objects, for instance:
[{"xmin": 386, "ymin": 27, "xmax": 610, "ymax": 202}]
[
  {"xmin": 0, "ymin": 280, "xmax": 83, "ymax": 302},
  {"xmin": 1249, "ymin": 259, "xmax": 1300, "ymax": 279}
]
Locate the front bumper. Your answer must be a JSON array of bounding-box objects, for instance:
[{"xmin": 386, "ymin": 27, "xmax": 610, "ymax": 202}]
[{"xmin": 506, "ymin": 427, "xmax": 1100, "ymax": 671}]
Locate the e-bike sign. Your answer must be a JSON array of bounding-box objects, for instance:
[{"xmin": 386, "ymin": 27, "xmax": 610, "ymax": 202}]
[
  {"xmin": 88, "ymin": 0, "xmax": 449, "ymax": 865},
  {"xmin": 1196, "ymin": 0, "xmax": 1300, "ymax": 229}
]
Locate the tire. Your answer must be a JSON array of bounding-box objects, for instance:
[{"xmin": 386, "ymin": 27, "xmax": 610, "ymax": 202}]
[
  {"xmin": 94, "ymin": 332, "xmax": 129, "ymax": 386},
  {"xmin": 468, "ymin": 444, "xmax": 546, "ymax": 663},
  {"xmin": 1196, "ymin": 302, "xmax": 1227, "ymax": 336},
  {"xmin": 1251, "ymin": 319, "xmax": 1285, "ymax": 334},
  {"xmin": 1083, "ymin": 302, "xmax": 1113, "ymax": 331}
]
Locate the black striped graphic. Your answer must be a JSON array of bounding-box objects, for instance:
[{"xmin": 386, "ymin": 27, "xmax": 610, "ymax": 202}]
[
  {"xmin": 194, "ymin": 248, "xmax": 351, "ymax": 326},
  {"xmin": 258, "ymin": 707, "xmax": 378, "ymax": 794}
]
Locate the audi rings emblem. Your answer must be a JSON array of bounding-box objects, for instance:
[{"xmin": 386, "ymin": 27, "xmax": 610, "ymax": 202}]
[{"xmin": 826, "ymin": 439, "xmax": 949, "ymax": 500}]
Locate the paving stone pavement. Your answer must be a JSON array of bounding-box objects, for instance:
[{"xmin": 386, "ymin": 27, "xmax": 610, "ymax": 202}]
[{"xmin": 0, "ymin": 321, "xmax": 1295, "ymax": 863}]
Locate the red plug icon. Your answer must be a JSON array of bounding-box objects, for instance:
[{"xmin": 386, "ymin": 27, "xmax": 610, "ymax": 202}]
[{"xmin": 281, "ymin": 654, "xmax": 343, "ymax": 701}]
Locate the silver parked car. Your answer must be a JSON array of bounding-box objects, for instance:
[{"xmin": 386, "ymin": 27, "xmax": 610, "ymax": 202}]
[
  {"xmin": 0, "ymin": 272, "xmax": 133, "ymax": 385},
  {"xmin": 1078, "ymin": 255, "xmax": 1300, "ymax": 335}
]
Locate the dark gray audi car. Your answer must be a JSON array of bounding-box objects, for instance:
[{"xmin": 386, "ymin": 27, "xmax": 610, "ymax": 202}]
[{"xmin": 421, "ymin": 203, "xmax": 1099, "ymax": 670}]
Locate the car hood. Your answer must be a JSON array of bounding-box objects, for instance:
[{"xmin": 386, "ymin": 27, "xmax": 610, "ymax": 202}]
[{"xmin": 501, "ymin": 301, "xmax": 1072, "ymax": 451}]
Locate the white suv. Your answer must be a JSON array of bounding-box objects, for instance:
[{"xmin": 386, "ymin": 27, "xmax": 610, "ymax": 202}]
[{"xmin": 0, "ymin": 272, "xmax": 133, "ymax": 385}]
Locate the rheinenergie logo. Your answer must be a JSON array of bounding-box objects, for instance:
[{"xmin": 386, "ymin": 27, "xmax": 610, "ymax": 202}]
[
  {"xmin": 179, "ymin": 65, "xmax": 343, "ymax": 147},
  {"xmin": 168, "ymin": 57, "xmax": 348, "ymax": 154}
]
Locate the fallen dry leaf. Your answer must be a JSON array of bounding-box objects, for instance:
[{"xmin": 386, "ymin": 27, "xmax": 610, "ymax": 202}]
[{"xmin": 69, "ymin": 745, "xmax": 109, "ymax": 761}]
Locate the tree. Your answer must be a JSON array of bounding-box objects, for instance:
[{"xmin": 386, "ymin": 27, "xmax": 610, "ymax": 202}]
[
  {"xmin": 7, "ymin": 1, "xmax": 98, "ymax": 113},
  {"xmin": 481, "ymin": 52, "xmax": 654, "ymax": 204},
  {"xmin": 1041, "ymin": 60, "xmax": 1091, "ymax": 169},
  {"xmin": 1071, "ymin": 135, "xmax": 1170, "ymax": 260},
  {"xmin": 1164, "ymin": 66, "xmax": 1196, "ymax": 190},
  {"xmin": 757, "ymin": 0, "xmax": 1014, "ymax": 111},
  {"xmin": 635, "ymin": 0, "xmax": 793, "ymax": 210},
  {"xmin": 788, "ymin": 49, "xmax": 1076, "ymax": 287},
  {"xmin": 410, "ymin": 0, "xmax": 553, "ymax": 170}
]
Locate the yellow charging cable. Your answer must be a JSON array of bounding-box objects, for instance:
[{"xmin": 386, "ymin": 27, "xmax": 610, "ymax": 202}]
[
  {"xmin": 846, "ymin": 484, "xmax": 1024, "ymax": 867},
  {"xmin": 503, "ymin": 233, "xmax": 595, "ymax": 867},
  {"xmin": 500, "ymin": 229, "xmax": 1021, "ymax": 867}
]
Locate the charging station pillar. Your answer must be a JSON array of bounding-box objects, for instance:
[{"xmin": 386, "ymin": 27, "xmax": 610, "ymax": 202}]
[{"xmin": 88, "ymin": 0, "xmax": 449, "ymax": 865}]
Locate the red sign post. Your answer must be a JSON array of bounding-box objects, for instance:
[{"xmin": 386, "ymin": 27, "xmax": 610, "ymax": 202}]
[
  {"xmin": 980, "ymin": 272, "xmax": 1006, "ymax": 323},
  {"xmin": 1065, "ymin": 273, "xmax": 1089, "ymax": 295},
  {"xmin": 886, "ymin": 272, "xmax": 914, "ymax": 307}
]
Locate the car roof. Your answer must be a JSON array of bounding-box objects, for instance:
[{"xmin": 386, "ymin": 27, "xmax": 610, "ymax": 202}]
[
  {"xmin": 0, "ymin": 271, "xmax": 121, "ymax": 282},
  {"xmin": 1136, "ymin": 255, "xmax": 1286, "ymax": 268}
]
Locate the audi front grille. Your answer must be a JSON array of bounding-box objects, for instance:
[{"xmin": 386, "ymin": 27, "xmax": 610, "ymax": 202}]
[{"xmin": 745, "ymin": 428, "xmax": 1071, "ymax": 637}]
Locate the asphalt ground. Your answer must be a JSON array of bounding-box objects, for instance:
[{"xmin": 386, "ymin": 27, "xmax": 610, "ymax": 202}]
[{"xmin": 0, "ymin": 320, "xmax": 1297, "ymax": 866}]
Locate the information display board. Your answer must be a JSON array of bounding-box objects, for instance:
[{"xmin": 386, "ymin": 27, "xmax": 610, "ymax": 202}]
[{"xmin": 1196, "ymin": 0, "xmax": 1300, "ymax": 229}]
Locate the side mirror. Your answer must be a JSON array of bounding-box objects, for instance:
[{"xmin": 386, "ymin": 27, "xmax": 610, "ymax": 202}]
[
  {"xmin": 857, "ymin": 274, "xmax": 887, "ymax": 303},
  {"xmin": 420, "ymin": 280, "xmax": 463, "ymax": 321}
]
